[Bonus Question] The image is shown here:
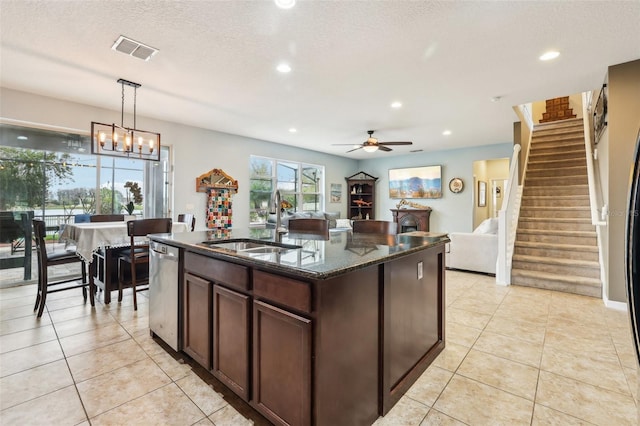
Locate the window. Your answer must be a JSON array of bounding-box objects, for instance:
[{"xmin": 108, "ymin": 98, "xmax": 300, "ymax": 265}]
[
  {"xmin": 0, "ymin": 123, "xmax": 170, "ymax": 286},
  {"xmin": 249, "ymin": 155, "xmax": 323, "ymax": 225}
]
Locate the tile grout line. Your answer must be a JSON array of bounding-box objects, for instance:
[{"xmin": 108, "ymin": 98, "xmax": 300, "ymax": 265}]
[{"xmin": 46, "ymin": 305, "xmax": 93, "ymax": 425}]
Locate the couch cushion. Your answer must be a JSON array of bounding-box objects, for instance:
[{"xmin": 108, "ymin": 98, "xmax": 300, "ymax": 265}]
[
  {"xmin": 473, "ymin": 218, "xmax": 499, "ymax": 234},
  {"xmin": 324, "ymin": 211, "xmax": 340, "ymax": 228},
  {"xmin": 335, "ymin": 218, "xmax": 352, "ymax": 229}
]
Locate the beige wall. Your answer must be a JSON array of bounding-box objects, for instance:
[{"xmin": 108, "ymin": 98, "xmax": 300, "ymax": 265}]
[
  {"xmin": 605, "ymin": 59, "xmax": 640, "ymax": 303},
  {"xmin": 531, "ymin": 94, "xmax": 583, "ymax": 124},
  {"xmin": 472, "ymin": 158, "xmax": 510, "ymax": 229}
]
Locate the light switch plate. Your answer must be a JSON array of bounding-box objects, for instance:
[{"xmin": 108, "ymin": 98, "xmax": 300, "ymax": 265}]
[{"xmin": 417, "ymin": 261, "xmax": 423, "ymax": 280}]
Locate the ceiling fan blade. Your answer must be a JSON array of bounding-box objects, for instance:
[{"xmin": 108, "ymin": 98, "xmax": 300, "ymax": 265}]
[
  {"xmin": 378, "ymin": 145, "xmax": 393, "ymax": 152},
  {"xmin": 378, "ymin": 141, "xmax": 413, "ymax": 146},
  {"xmin": 346, "ymin": 146, "xmax": 363, "ymax": 153}
]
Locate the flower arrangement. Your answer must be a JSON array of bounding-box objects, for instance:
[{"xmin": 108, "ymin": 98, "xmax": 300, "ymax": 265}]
[
  {"xmin": 280, "ymin": 199, "xmax": 293, "ymax": 210},
  {"xmin": 123, "ymin": 181, "xmax": 143, "ymax": 215}
]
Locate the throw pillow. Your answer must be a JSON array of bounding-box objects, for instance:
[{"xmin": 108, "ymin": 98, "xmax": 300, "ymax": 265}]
[
  {"xmin": 324, "ymin": 211, "xmax": 340, "ymax": 228},
  {"xmin": 335, "ymin": 218, "xmax": 352, "ymax": 229},
  {"xmin": 473, "ymin": 218, "xmax": 499, "ymax": 234}
]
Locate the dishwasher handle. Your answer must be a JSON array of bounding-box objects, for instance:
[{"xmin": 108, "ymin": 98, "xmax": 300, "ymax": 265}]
[{"xmin": 151, "ymin": 242, "xmax": 179, "ymax": 260}]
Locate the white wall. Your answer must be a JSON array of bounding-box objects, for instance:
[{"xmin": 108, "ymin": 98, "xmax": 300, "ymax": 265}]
[
  {"xmin": 358, "ymin": 143, "xmax": 513, "ymax": 234},
  {"xmin": 0, "ymin": 88, "xmax": 358, "ymax": 230}
]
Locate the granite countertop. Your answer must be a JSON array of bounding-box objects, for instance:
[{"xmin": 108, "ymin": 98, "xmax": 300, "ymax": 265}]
[{"xmin": 150, "ymin": 228, "xmax": 450, "ymax": 280}]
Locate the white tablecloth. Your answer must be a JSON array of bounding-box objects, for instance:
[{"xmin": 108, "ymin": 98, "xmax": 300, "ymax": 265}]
[{"xmin": 60, "ymin": 221, "xmax": 188, "ymax": 262}]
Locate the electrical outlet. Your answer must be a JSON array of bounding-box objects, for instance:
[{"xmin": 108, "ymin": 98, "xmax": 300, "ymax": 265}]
[{"xmin": 417, "ymin": 261, "xmax": 423, "ymax": 280}]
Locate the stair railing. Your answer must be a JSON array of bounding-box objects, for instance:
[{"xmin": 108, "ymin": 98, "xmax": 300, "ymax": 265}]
[
  {"xmin": 582, "ymin": 90, "xmax": 607, "ymax": 299},
  {"xmin": 496, "ymin": 143, "xmax": 522, "ymax": 285},
  {"xmin": 582, "ymin": 91, "xmax": 607, "ymax": 227}
]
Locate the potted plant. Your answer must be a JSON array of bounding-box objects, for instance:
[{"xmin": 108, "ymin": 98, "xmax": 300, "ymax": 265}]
[{"xmin": 123, "ymin": 181, "xmax": 142, "ymax": 217}]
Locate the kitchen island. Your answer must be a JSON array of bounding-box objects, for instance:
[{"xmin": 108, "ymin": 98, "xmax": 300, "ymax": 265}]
[{"xmin": 149, "ymin": 228, "xmax": 448, "ymax": 426}]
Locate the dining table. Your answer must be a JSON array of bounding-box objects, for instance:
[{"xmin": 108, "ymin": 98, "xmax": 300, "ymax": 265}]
[{"xmin": 60, "ymin": 220, "xmax": 189, "ymax": 304}]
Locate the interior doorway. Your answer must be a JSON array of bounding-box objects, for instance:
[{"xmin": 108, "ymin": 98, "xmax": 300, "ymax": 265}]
[{"xmin": 472, "ymin": 158, "xmax": 509, "ymax": 229}]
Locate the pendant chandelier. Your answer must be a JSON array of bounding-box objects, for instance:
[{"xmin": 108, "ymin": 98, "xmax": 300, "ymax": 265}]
[{"xmin": 91, "ymin": 78, "xmax": 161, "ymax": 161}]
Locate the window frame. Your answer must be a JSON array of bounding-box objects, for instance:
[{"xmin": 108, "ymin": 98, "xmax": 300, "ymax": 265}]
[{"xmin": 249, "ymin": 155, "xmax": 324, "ymax": 226}]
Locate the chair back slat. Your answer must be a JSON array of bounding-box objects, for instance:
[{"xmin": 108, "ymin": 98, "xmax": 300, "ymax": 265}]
[
  {"xmin": 178, "ymin": 213, "xmax": 196, "ymax": 231},
  {"xmin": 352, "ymin": 220, "xmax": 397, "ymax": 235},
  {"xmin": 288, "ymin": 218, "xmax": 329, "ymax": 235},
  {"xmin": 90, "ymin": 214, "xmax": 125, "ymax": 222},
  {"xmin": 127, "ymin": 218, "xmax": 173, "ymax": 238}
]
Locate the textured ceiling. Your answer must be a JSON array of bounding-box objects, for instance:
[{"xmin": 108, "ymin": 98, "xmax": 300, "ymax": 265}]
[{"xmin": 1, "ymin": 1, "xmax": 639, "ymax": 158}]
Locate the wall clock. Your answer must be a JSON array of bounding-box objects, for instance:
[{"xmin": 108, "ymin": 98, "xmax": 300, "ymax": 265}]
[{"xmin": 449, "ymin": 178, "xmax": 464, "ymax": 193}]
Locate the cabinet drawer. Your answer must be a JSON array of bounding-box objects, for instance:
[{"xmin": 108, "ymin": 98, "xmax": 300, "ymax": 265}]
[
  {"xmin": 253, "ymin": 270, "xmax": 311, "ymax": 314},
  {"xmin": 185, "ymin": 252, "xmax": 249, "ymax": 291}
]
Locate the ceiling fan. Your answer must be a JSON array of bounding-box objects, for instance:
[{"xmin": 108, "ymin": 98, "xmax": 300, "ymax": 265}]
[{"xmin": 334, "ymin": 130, "xmax": 413, "ymax": 153}]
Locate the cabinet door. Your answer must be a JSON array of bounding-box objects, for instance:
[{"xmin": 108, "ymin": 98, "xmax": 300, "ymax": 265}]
[
  {"xmin": 183, "ymin": 272, "xmax": 212, "ymax": 369},
  {"xmin": 253, "ymin": 300, "xmax": 311, "ymax": 426},
  {"xmin": 212, "ymin": 285, "xmax": 250, "ymax": 401}
]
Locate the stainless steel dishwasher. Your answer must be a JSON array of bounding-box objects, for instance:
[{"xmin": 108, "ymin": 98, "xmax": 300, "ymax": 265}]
[{"xmin": 149, "ymin": 240, "xmax": 180, "ymax": 351}]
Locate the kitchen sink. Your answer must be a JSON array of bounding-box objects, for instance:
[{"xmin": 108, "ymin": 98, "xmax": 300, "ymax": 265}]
[{"xmin": 200, "ymin": 239, "xmax": 300, "ymax": 253}]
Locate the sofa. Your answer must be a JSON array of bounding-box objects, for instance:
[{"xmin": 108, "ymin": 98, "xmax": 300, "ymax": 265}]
[
  {"xmin": 267, "ymin": 210, "xmax": 344, "ymax": 229},
  {"xmin": 446, "ymin": 217, "xmax": 498, "ymax": 274}
]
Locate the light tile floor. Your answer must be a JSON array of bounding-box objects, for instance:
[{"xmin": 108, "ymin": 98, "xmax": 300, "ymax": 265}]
[{"xmin": 0, "ymin": 270, "xmax": 637, "ymax": 425}]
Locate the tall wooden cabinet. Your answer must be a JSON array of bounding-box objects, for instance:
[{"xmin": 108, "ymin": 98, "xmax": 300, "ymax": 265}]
[{"xmin": 345, "ymin": 171, "xmax": 378, "ymax": 220}]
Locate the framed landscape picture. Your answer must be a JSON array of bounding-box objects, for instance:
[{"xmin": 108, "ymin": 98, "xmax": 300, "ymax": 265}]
[
  {"xmin": 388, "ymin": 165, "xmax": 442, "ymax": 199},
  {"xmin": 330, "ymin": 183, "xmax": 342, "ymax": 203}
]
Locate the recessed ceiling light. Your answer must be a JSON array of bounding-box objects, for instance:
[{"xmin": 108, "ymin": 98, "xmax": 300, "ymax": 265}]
[
  {"xmin": 539, "ymin": 51, "xmax": 560, "ymax": 61},
  {"xmin": 391, "ymin": 102, "xmax": 402, "ymax": 109},
  {"xmin": 289, "ymin": 128, "xmax": 297, "ymax": 133},
  {"xmin": 276, "ymin": 63, "xmax": 291, "ymax": 73},
  {"xmin": 442, "ymin": 130, "xmax": 452, "ymax": 136},
  {"xmin": 17, "ymin": 135, "xmax": 28, "ymax": 140},
  {"xmin": 490, "ymin": 96, "xmax": 502, "ymax": 102},
  {"xmin": 274, "ymin": 0, "xmax": 295, "ymax": 9}
]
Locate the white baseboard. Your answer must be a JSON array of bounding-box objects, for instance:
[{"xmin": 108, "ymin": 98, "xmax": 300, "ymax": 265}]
[{"xmin": 604, "ymin": 297, "xmax": 628, "ymax": 311}]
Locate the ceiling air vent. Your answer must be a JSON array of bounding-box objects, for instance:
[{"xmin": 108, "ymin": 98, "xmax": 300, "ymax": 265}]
[{"xmin": 111, "ymin": 35, "xmax": 158, "ymax": 61}]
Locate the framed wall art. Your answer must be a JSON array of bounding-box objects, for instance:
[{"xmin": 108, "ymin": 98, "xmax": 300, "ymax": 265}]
[
  {"xmin": 330, "ymin": 183, "xmax": 342, "ymax": 203},
  {"xmin": 478, "ymin": 181, "xmax": 487, "ymax": 207},
  {"xmin": 593, "ymin": 83, "xmax": 607, "ymax": 145},
  {"xmin": 388, "ymin": 165, "xmax": 442, "ymax": 199}
]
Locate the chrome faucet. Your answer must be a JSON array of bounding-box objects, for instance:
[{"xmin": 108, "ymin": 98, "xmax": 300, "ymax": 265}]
[{"xmin": 269, "ymin": 189, "xmax": 288, "ymax": 242}]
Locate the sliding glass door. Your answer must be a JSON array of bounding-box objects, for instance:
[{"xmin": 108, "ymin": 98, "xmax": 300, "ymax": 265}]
[{"xmin": 0, "ymin": 123, "xmax": 170, "ymax": 287}]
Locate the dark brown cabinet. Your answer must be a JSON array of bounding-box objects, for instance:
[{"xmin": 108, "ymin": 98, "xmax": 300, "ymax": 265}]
[
  {"xmin": 252, "ymin": 300, "xmax": 311, "ymax": 426},
  {"xmin": 212, "ymin": 284, "xmax": 250, "ymax": 401},
  {"xmin": 346, "ymin": 171, "xmax": 378, "ymax": 220},
  {"xmin": 182, "ymin": 272, "xmax": 212, "ymax": 369}
]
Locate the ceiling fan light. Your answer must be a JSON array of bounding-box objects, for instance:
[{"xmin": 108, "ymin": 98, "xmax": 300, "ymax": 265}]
[{"xmin": 363, "ymin": 145, "xmax": 378, "ymax": 153}]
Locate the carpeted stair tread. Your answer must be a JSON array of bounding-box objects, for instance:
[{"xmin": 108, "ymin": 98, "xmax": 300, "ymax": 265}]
[
  {"xmin": 511, "ymin": 269, "xmax": 601, "ymax": 287},
  {"xmin": 514, "ymin": 240, "xmax": 598, "ymax": 253},
  {"xmin": 519, "ymin": 216, "xmax": 591, "ymax": 221},
  {"xmin": 517, "ymin": 228, "xmax": 596, "ymax": 237},
  {"xmin": 512, "ymin": 254, "xmax": 599, "ymax": 268}
]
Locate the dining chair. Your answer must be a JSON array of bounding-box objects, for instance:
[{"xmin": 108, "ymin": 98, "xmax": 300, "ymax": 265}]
[
  {"xmin": 288, "ymin": 218, "xmax": 330, "ymax": 236},
  {"xmin": 90, "ymin": 214, "xmax": 125, "ymax": 222},
  {"xmin": 177, "ymin": 213, "xmax": 196, "ymax": 231},
  {"xmin": 117, "ymin": 218, "xmax": 172, "ymax": 310},
  {"xmin": 32, "ymin": 219, "xmax": 92, "ymax": 318},
  {"xmin": 352, "ymin": 220, "xmax": 397, "ymax": 235}
]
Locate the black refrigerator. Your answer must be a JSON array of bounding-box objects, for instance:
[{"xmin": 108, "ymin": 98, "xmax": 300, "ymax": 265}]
[{"xmin": 626, "ymin": 128, "xmax": 640, "ymax": 371}]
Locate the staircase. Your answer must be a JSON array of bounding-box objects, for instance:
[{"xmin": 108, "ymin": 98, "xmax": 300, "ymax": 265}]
[{"xmin": 511, "ymin": 118, "xmax": 601, "ymax": 297}]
